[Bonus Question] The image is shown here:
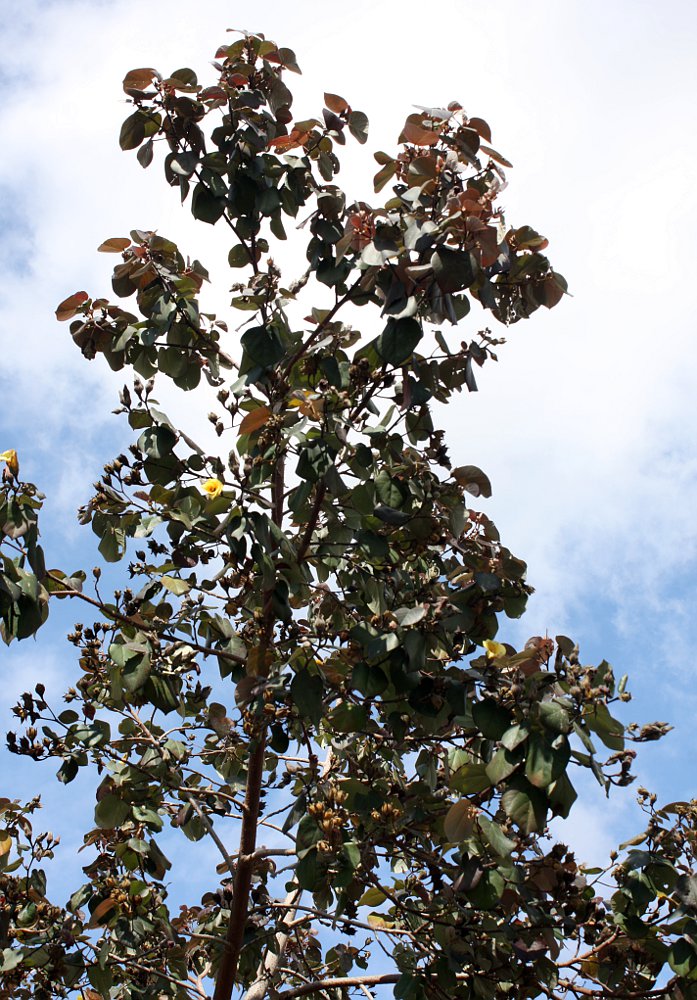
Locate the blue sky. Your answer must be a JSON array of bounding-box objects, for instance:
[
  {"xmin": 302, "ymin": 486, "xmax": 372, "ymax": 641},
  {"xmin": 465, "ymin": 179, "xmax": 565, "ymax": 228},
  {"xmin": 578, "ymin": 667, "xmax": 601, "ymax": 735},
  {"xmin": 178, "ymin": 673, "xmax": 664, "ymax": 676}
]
[{"xmin": 1, "ymin": 0, "xmax": 697, "ymax": 903}]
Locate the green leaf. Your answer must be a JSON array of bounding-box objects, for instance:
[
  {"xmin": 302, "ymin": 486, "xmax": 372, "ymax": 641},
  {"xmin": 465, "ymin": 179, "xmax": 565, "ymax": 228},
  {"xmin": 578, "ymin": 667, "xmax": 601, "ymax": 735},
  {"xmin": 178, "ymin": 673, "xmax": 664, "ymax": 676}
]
[
  {"xmin": 502, "ymin": 777, "xmax": 548, "ymax": 833},
  {"xmin": 191, "ymin": 182, "xmax": 225, "ymax": 225},
  {"xmin": 668, "ymin": 937, "xmax": 697, "ymax": 977},
  {"xmin": 95, "ymin": 794, "xmax": 130, "ymax": 829},
  {"xmin": 137, "ymin": 138, "xmax": 154, "ymax": 168},
  {"xmin": 432, "ymin": 248, "xmax": 476, "ymax": 293},
  {"xmin": 464, "ymin": 868, "xmax": 505, "ymax": 909},
  {"xmin": 373, "ymin": 506, "xmax": 410, "ymax": 526},
  {"xmin": 374, "ymin": 160, "xmax": 398, "ymax": 193},
  {"xmin": 348, "ymin": 110, "xmax": 369, "ymax": 144},
  {"xmin": 228, "ymin": 244, "xmax": 251, "ymax": 268},
  {"xmin": 131, "ymin": 805, "xmax": 163, "ymax": 831},
  {"xmin": 485, "ymin": 747, "xmax": 520, "ymax": 785},
  {"xmin": 501, "ymin": 723, "xmax": 529, "ymax": 751},
  {"xmin": 138, "ymin": 425, "xmax": 177, "ymax": 460},
  {"xmin": 98, "ymin": 525, "xmax": 126, "ymax": 563},
  {"xmin": 295, "ymin": 846, "xmax": 322, "ymax": 891},
  {"xmin": 169, "ymin": 67, "xmax": 198, "ymax": 88},
  {"xmin": 548, "ymin": 771, "xmax": 577, "ymax": 819},
  {"xmin": 1, "ymin": 948, "xmax": 23, "ymax": 972},
  {"xmin": 375, "ymin": 469, "xmax": 405, "ymax": 508},
  {"xmin": 394, "ymin": 605, "xmax": 426, "ymax": 627},
  {"xmin": 472, "ymin": 699, "xmax": 511, "ymax": 740},
  {"xmin": 119, "ymin": 111, "xmax": 146, "ymax": 150},
  {"xmin": 525, "ymin": 734, "xmax": 570, "ymax": 789},
  {"xmin": 539, "ymin": 699, "xmax": 572, "ymax": 734},
  {"xmin": 377, "ymin": 317, "xmax": 423, "ymax": 366},
  {"xmin": 291, "ymin": 669, "xmax": 323, "ymax": 727},
  {"xmin": 478, "ymin": 816, "xmax": 515, "ymax": 857},
  {"xmin": 87, "ymin": 962, "xmax": 114, "ymax": 997},
  {"xmin": 330, "ymin": 702, "xmax": 367, "ymax": 733},
  {"xmin": 352, "ymin": 661, "xmax": 388, "ymax": 696},
  {"xmin": 585, "ymin": 703, "xmax": 624, "ymax": 751},
  {"xmin": 450, "ymin": 761, "xmax": 492, "ymax": 795},
  {"xmin": 161, "ymin": 575, "xmax": 191, "ymax": 596},
  {"xmin": 241, "ymin": 325, "xmax": 285, "ymax": 368},
  {"xmin": 297, "ymin": 441, "xmax": 334, "ymax": 482},
  {"xmin": 358, "ymin": 887, "xmax": 387, "ymax": 907}
]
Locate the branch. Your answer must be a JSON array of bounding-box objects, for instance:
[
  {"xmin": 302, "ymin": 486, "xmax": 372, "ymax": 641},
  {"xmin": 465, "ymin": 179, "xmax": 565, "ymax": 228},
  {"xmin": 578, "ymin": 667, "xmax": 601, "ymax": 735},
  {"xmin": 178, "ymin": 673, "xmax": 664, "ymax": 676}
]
[
  {"xmin": 283, "ymin": 278, "xmax": 362, "ymax": 378},
  {"xmin": 212, "ymin": 733, "xmax": 267, "ymax": 1000},
  {"xmin": 276, "ymin": 974, "xmax": 401, "ymax": 1000},
  {"xmin": 242, "ymin": 887, "xmax": 303, "ymax": 1000},
  {"xmin": 556, "ymin": 982, "xmax": 674, "ymax": 1000},
  {"xmin": 46, "ymin": 573, "xmax": 247, "ymax": 667},
  {"xmin": 295, "ymin": 482, "xmax": 326, "ymax": 563},
  {"xmin": 213, "ymin": 451, "xmax": 286, "ymax": 1000},
  {"xmin": 184, "ymin": 793, "xmax": 237, "ymax": 879}
]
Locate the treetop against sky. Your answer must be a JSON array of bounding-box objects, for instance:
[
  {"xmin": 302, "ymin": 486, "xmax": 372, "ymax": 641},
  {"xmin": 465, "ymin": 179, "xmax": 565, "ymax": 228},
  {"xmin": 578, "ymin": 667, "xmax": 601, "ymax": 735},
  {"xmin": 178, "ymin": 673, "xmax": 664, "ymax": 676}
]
[{"xmin": 1, "ymin": 7, "xmax": 697, "ymax": 1000}]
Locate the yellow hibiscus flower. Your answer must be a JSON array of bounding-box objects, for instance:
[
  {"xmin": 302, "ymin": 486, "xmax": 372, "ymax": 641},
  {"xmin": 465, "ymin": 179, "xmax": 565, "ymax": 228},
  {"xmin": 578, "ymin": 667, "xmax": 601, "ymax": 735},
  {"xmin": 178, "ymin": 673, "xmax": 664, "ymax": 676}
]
[
  {"xmin": 201, "ymin": 477, "xmax": 223, "ymax": 499},
  {"xmin": 0, "ymin": 449, "xmax": 19, "ymax": 477},
  {"xmin": 483, "ymin": 639, "xmax": 507, "ymax": 659}
]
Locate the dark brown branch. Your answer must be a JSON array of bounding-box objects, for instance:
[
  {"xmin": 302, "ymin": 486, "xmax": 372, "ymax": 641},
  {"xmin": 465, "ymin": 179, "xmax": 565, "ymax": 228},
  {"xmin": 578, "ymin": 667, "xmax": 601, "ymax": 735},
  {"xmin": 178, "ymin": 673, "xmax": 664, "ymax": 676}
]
[
  {"xmin": 212, "ymin": 733, "xmax": 267, "ymax": 1000},
  {"xmin": 213, "ymin": 451, "xmax": 286, "ymax": 1000},
  {"xmin": 295, "ymin": 482, "xmax": 326, "ymax": 563}
]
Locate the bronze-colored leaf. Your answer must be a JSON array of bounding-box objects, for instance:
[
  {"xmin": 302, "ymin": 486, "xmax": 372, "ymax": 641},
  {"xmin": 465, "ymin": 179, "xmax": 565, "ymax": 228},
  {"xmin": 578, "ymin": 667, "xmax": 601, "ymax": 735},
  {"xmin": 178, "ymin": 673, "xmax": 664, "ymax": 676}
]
[
  {"xmin": 122, "ymin": 67, "xmax": 160, "ymax": 94},
  {"xmin": 239, "ymin": 406, "xmax": 271, "ymax": 436},
  {"xmin": 97, "ymin": 237, "xmax": 131, "ymax": 253},
  {"xmin": 401, "ymin": 115, "xmax": 441, "ymax": 147},
  {"xmin": 88, "ymin": 897, "xmax": 118, "ymax": 927},
  {"xmin": 55, "ymin": 291, "xmax": 89, "ymax": 322},
  {"xmin": 480, "ymin": 145, "xmax": 513, "ymax": 168},
  {"xmin": 444, "ymin": 799, "xmax": 479, "ymax": 841},
  {"xmin": 325, "ymin": 93, "xmax": 349, "ymax": 114},
  {"xmin": 468, "ymin": 117, "xmax": 492, "ymax": 143}
]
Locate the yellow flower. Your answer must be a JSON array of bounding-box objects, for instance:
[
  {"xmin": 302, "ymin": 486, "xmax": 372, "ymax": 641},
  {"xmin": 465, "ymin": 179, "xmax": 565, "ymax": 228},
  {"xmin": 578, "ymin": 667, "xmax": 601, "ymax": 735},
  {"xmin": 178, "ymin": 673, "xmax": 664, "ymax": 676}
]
[
  {"xmin": 0, "ymin": 449, "xmax": 19, "ymax": 477},
  {"xmin": 483, "ymin": 639, "xmax": 507, "ymax": 659},
  {"xmin": 201, "ymin": 477, "xmax": 223, "ymax": 499}
]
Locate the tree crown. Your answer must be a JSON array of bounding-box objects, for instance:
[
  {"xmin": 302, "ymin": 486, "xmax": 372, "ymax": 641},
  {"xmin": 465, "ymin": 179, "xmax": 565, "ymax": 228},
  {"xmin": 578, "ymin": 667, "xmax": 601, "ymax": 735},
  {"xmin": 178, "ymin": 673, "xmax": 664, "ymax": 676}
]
[{"xmin": 1, "ymin": 28, "xmax": 694, "ymax": 1000}]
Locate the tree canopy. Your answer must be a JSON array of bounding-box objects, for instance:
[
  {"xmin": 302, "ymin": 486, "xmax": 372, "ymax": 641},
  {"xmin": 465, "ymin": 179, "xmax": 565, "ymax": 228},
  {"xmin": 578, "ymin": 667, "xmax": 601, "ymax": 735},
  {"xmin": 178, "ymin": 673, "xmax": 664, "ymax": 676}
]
[{"xmin": 1, "ymin": 28, "xmax": 695, "ymax": 1000}]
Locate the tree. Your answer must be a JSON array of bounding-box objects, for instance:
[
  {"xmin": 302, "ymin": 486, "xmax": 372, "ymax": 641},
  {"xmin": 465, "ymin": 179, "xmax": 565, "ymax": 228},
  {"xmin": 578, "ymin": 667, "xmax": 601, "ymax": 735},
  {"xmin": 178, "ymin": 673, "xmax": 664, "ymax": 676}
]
[{"xmin": 1, "ymin": 27, "xmax": 695, "ymax": 1000}]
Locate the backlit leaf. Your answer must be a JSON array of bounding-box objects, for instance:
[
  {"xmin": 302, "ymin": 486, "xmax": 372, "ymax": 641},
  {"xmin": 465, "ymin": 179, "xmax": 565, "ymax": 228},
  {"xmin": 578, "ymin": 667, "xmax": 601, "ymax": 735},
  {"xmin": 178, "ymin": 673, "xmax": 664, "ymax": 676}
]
[
  {"xmin": 239, "ymin": 406, "xmax": 271, "ymax": 436},
  {"xmin": 444, "ymin": 799, "xmax": 479, "ymax": 841},
  {"xmin": 97, "ymin": 237, "xmax": 130, "ymax": 253},
  {"xmin": 55, "ymin": 291, "xmax": 89, "ymax": 322}
]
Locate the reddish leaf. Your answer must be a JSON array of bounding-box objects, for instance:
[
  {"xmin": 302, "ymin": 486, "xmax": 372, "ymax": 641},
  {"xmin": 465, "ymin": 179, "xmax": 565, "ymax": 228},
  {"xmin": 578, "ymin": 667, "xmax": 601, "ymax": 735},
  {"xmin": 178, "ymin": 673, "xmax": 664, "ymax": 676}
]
[
  {"xmin": 266, "ymin": 47, "xmax": 302, "ymax": 73},
  {"xmin": 200, "ymin": 86, "xmax": 227, "ymax": 104},
  {"xmin": 480, "ymin": 145, "xmax": 513, "ymax": 168},
  {"xmin": 97, "ymin": 237, "xmax": 131, "ymax": 254},
  {"xmin": 238, "ymin": 406, "xmax": 271, "ymax": 436},
  {"xmin": 88, "ymin": 897, "xmax": 118, "ymax": 927},
  {"xmin": 401, "ymin": 115, "xmax": 441, "ymax": 147},
  {"xmin": 374, "ymin": 161, "xmax": 398, "ymax": 194},
  {"xmin": 55, "ymin": 291, "xmax": 89, "ymax": 322},
  {"xmin": 325, "ymin": 92, "xmax": 349, "ymax": 114},
  {"xmin": 468, "ymin": 117, "xmax": 492, "ymax": 143},
  {"xmin": 268, "ymin": 130, "xmax": 311, "ymax": 152},
  {"xmin": 122, "ymin": 67, "xmax": 160, "ymax": 95}
]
